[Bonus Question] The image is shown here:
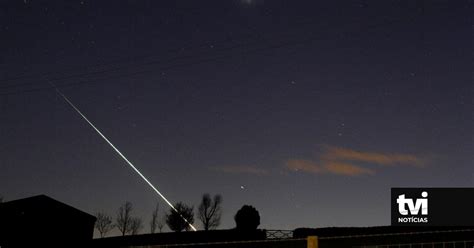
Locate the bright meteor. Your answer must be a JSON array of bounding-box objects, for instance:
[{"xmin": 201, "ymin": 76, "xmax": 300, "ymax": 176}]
[{"xmin": 52, "ymin": 86, "xmax": 197, "ymax": 232}]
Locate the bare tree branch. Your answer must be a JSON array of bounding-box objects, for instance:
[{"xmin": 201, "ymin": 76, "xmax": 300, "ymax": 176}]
[
  {"xmin": 157, "ymin": 216, "xmax": 165, "ymax": 233},
  {"xmin": 95, "ymin": 211, "xmax": 114, "ymax": 238},
  {"xmin": 130, "ymin": 217, "xmax": 143, "ymax": 235},
  {"xmin": 116, "ymin": 201, "xmax": 133, "ymax": 236},
  {"xmin": 198, "ymin": 194, "xmax": 222, "ymax": 231},
  {"xmin": 150, "ymin": 202, "xmax": 159, "ymax": 233}
]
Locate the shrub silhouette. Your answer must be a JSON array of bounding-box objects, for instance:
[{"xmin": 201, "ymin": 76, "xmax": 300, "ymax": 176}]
[
  {"xmin": 234, "ymin": 205, "xmax": 260, "ymax": 230},
  {"xmin": 166, "ymin": 202, "xmax": 194, "ymax": 232}
]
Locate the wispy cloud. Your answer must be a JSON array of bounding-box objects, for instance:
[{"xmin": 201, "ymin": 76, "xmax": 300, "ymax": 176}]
[
  {"xmin": 322, "ymin": 146, "xmax": 426, "ymax": 167},
  {"xmin": 286, "ymin": 160, "xmax": 323, "ymax": 174},
  {"xmin": 324, "ymin": 161, "xmax": 376, "ymax": 176},
  {"xmin": 286, "ymin": 159, "xmax": 375, "ymax": 176},
  {"xmin": 286, "ymin": 145, "xmax": 427, "ymax": 177},
  {"xmin": 210, "ymin": 165, "xmax": 268, "ymax": 175},
  {"xmin": 210, "ymin": 146, "xmax": 426, "ymax": 177}
]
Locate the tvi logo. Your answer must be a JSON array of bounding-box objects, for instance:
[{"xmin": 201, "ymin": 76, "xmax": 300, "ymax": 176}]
[
  {"xmin": 396, "ymin": 191, "xmax": 428, "ymax": 223},
  {"xmin": 397, "ymin": 191, "xmax": 428, "ymax": 215}
]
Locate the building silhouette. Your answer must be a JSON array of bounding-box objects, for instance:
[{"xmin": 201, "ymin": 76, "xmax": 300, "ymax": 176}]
[{"xmin": 0, "ymin": 195, "xmax": 96, "ymax": 248}]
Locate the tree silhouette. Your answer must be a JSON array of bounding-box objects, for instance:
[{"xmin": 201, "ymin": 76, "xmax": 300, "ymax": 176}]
[
  {"xmin": 157, "ymin": 216, "xmax": 165, "ymax": 233},
  {"xmin": 234, "ymin": 205, "xmax": 260, "ymax": 230},
  {"xmin": 198, "ymin": 193, "xmax": 222, "ymax": 230},
  {"xmin": 150, "ymin": 202, "xmax": 159, "ymax": 233},
  {"xmin": 166, "ymin": 202, "xmax": 194, "ymax": 232},
  {"xmin": 130, "ymin": 217, "xmax": 143, "ymax": 235},
  {"xmin": 95, "ymin": 211, "xmax": 114, "ymax": 238},
  {"xmin": 116, "ymin": 201, "xmax": 133, "ymax": 236}
]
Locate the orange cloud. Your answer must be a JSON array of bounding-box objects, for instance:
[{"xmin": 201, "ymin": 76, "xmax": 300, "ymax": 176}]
[
  {"xmin": 210, "ymin": 165, "xmax": 268, "ymax": 175},
  {"xmin": 286, "ymin": 159, "xmax": 374, "ymax": 176},
  {"xmin": 322, "ymin": 146, "xmax": 426, "ymax": 167},
  {"xmin": 323, "ymin": 161, "xmax": 375, "ymax": 176},
  {"xmin": 286, "ymin": 159, "xmax": 323, "ymax": 174},
  {"xmin": 286, "ymin": 146, "xmax": 426, "ymax": 177}
]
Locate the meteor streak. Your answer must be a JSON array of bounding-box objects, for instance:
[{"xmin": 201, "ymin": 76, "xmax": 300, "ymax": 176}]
[{"xmin": 51, "ymin": 86, "xmax": 197, "ymax": 231}]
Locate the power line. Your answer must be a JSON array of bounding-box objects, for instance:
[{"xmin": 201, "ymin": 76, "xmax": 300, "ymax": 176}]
[
  {"xmin": 1, "ymin": 17, "xmax": 401, "ymax": 97},
  {"xmin": 0, "ymin": 32, "xmax": 324, "ymax": 96},
  {"xmin": 0, "ymin": 15, "xmax": 325, "ymax": 88}
]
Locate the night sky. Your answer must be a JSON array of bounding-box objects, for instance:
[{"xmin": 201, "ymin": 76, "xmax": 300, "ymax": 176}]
[{"xmin": 1, "ymin": 0, "xmax": 472, "ymax": 235}]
